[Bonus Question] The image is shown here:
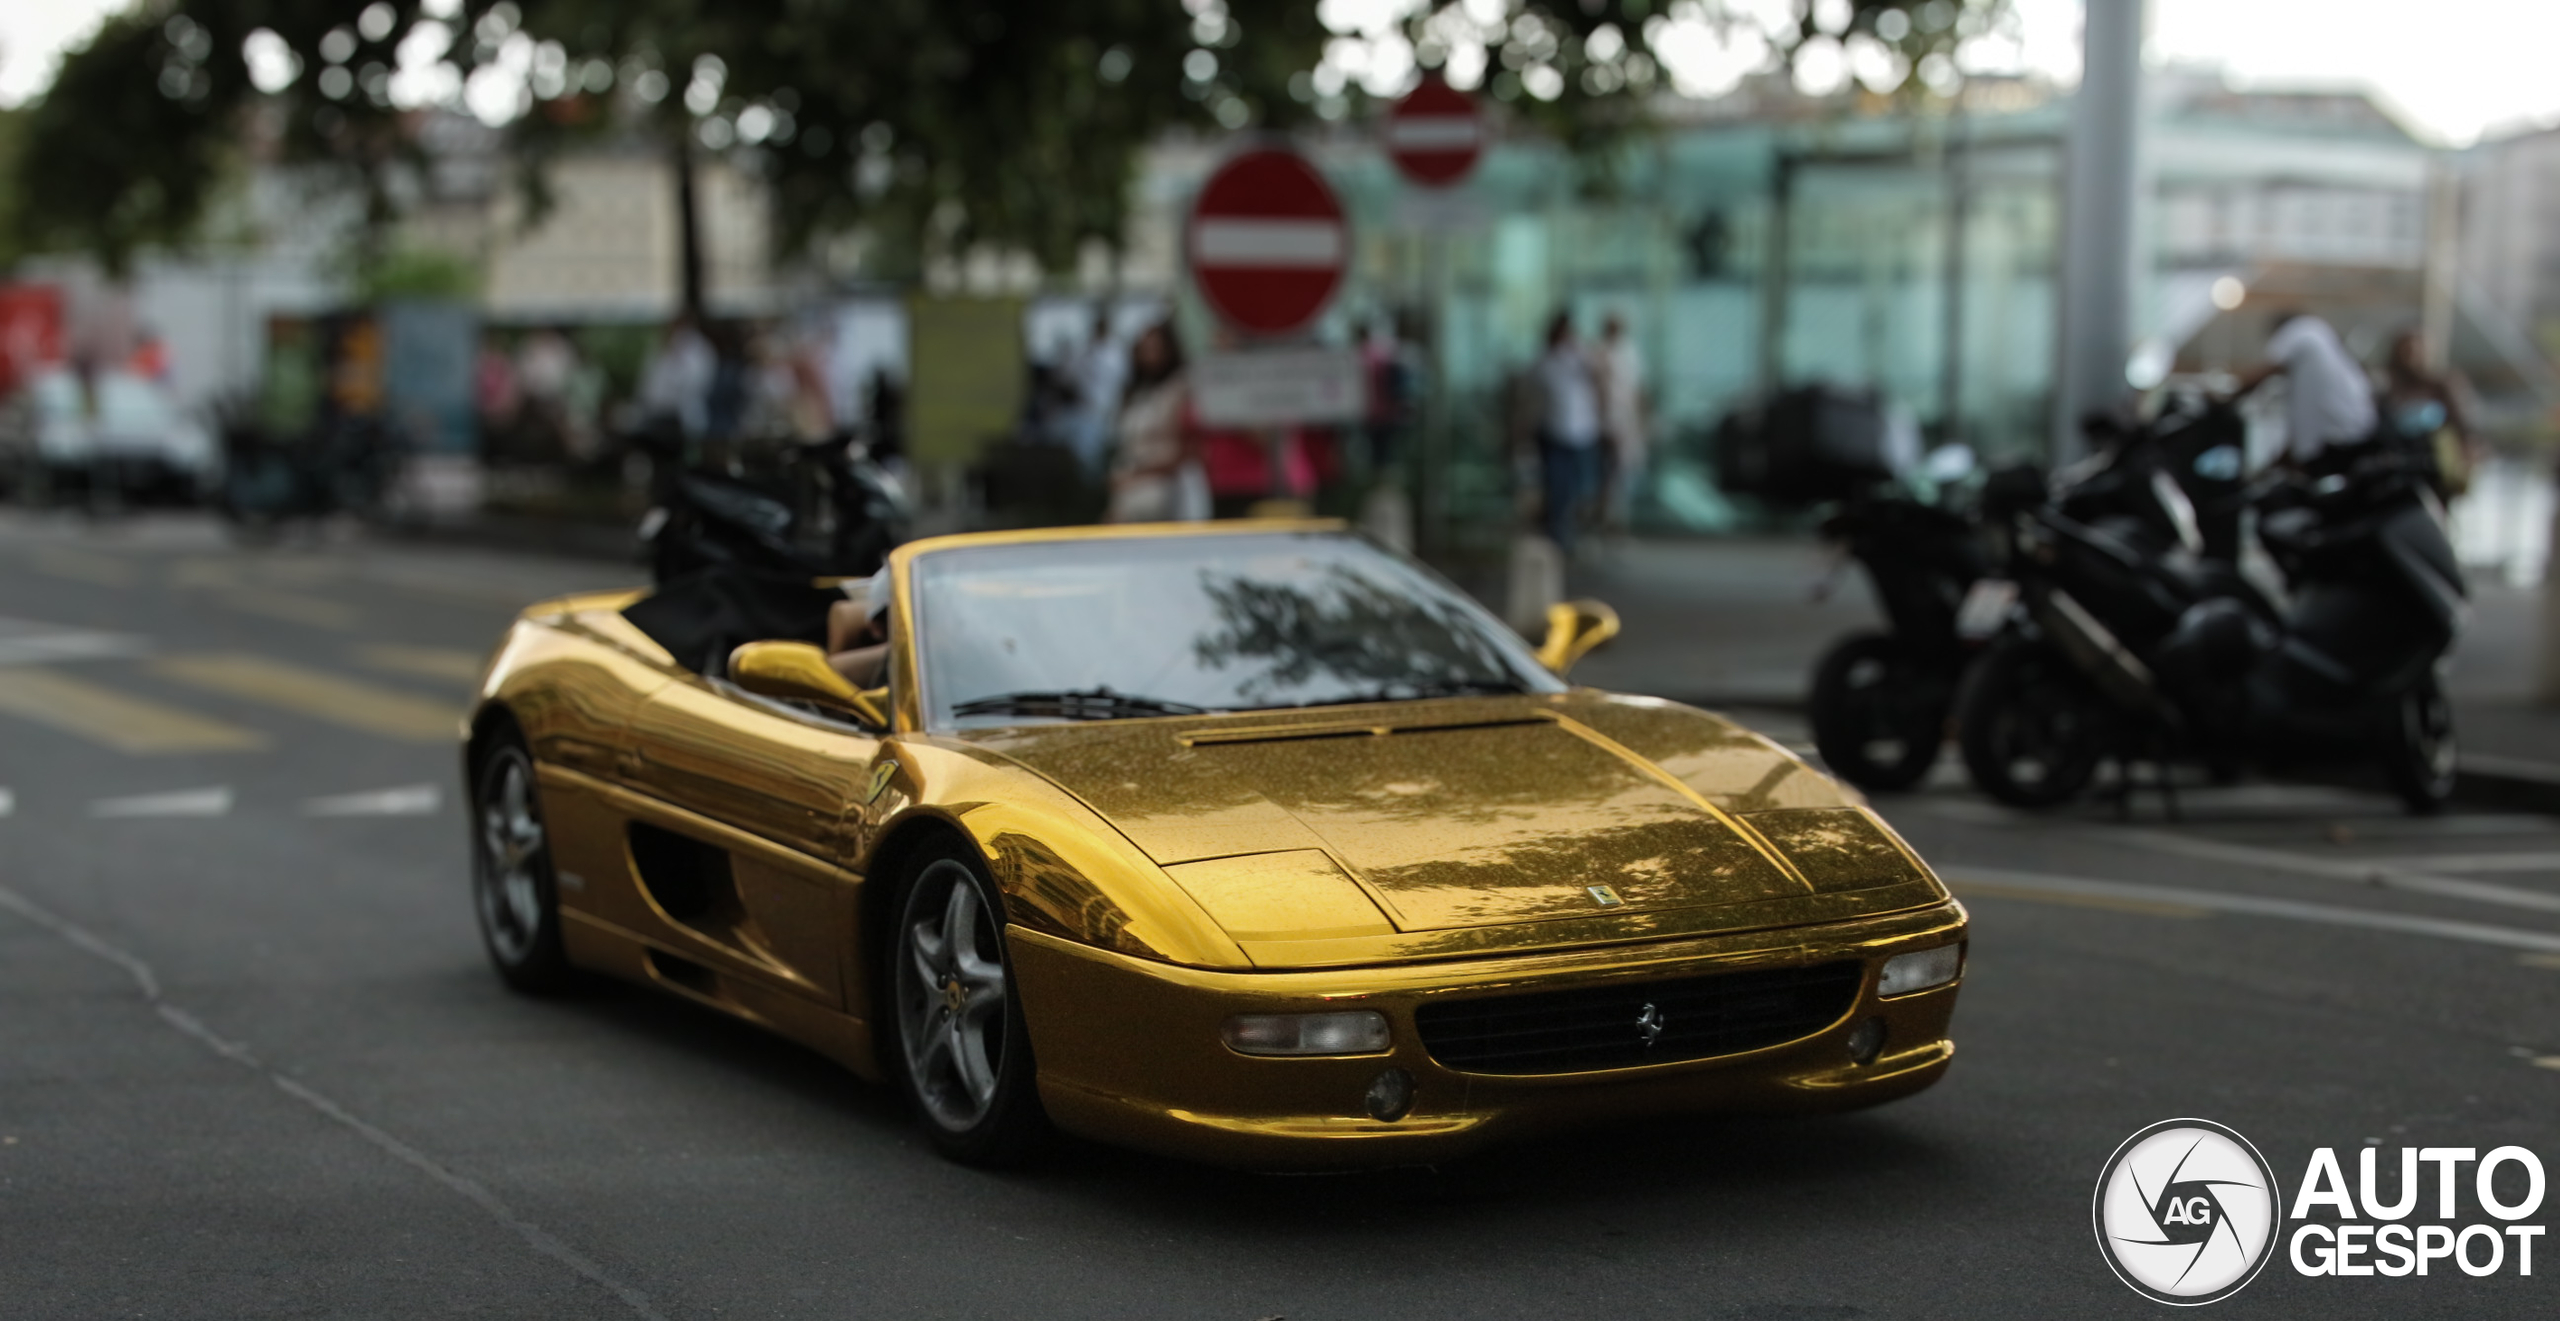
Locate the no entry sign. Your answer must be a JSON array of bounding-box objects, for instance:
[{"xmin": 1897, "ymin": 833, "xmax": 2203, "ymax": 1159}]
[
  {"xmin": 1384, "ymin": 76, "xmax": 1483, "ymax": 187},
  {"xmin": 1185, "ymin": 147, "xmax": 1348, "ymax": 337}
]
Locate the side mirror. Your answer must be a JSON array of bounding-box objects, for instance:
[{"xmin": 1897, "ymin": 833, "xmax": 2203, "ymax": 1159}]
[
  {"xmin": 729, "ymin": 641, "xmax": 889, "ymax": 728},
  {"xmin": 1534, "ymin": 598, "xmax": 1620, "ymax": 677}
]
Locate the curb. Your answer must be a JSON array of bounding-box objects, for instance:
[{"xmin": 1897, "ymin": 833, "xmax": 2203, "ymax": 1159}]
[{"xmin": 2454, "ymin": 754, "xmax": 2560, "ymax": 817}]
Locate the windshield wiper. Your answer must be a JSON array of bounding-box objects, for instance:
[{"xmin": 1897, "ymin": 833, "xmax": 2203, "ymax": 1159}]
[
  {"xmin": 950, "ymin": 688, "xmax": 1211, "ymax": 721},
  {"xmin": 1275, "ymin": 678, "xmax": 1530, "ymax": 708}
]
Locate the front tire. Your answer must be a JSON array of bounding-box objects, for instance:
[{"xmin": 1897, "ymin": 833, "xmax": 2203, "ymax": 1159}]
[
  {"xmin": 471, "ymin": 734, "xmax": 577, "ymax": 994},
  {"xmin": 886, "ymin": 847, "xmax": 1047, "ymax": 1166},
  {"xmin": 2379, "ymin": 676, "xmax": 2456, "ymax": 815},
  {"xmin": 1808, "ymin": 631, "xmax": 1948, "ymax": 792},
  {"xmin": 1956, "ymin": 637, "xmax": 2105, "ymax": 809}
]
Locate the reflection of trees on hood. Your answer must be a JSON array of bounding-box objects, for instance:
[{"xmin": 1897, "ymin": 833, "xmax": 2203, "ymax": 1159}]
[{"xmin": 1191, "ymin": 565, "xmax": 1510, "ymax": 701}]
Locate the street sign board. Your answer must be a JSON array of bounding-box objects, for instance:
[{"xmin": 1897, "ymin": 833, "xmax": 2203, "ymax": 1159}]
[
  {"xmin": 1192, "ymin": 347, "xmax": 1366, "ymax": 428},
  {"xmin": 1186, "ymin": 147, "xmax": 1348, "ymax": 337},
  {"xmin": 1384, "ymin": 76, "xmax": 1484, "ymax": 187}
]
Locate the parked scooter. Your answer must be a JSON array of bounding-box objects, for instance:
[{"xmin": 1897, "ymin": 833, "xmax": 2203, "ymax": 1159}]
[
  {"xmin": 1717, "ymin": 384, "xmax": 1989, "ymax": 791},
  {"xmin": 638, "ymin": 432, "xmax": 909, "ymax": 585},
  {"xmin": 1955, "ymin": 419, "xmax": 2464, "ymax": 814},
  {"xmin": 1804, "ymin": 457, "xmax": 1992, "ymax": 791}
]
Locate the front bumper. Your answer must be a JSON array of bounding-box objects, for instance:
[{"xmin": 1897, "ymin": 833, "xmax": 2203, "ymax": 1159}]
[{"xmin": 1010, "ymin": 899, "xmax": 1967, "ymax": 1168}]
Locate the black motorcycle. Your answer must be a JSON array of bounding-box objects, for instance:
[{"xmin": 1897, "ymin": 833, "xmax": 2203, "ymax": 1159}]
[
  {"xmin": 639, "ymin": 433, "xmax": 909, "ymax": 585},
  {"xmin": 1955, "ymin": 430, "xmax": 2463, "ymax": 815},
  {"xmin": 1806, "ymin": 489, "xmax": 1991, "ymax": 791}
]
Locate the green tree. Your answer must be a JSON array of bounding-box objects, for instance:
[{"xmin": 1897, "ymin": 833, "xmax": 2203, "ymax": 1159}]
[{"xmin": 9, "ymin": 1, "xmax": 2013, "ymax": 286}]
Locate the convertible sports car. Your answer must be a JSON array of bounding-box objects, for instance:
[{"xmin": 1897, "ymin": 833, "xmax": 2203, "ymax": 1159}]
[{"xmin": 465, "ymin": 521, "xmax": 1966, "ymax": 1167}]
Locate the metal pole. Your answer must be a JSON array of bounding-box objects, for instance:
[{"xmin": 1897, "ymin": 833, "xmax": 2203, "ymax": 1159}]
[
  {"xmin": 2052, "ymin": 0, "xmax": 2148, "ymax": 463},
  {"xmin": 1758, "ymin": 152, "xmax": 1797, "ymax": 394},
  {"xmin": 2420, "ymin": 157, "xmax": 2461, "ymax": 372},
  {"xmin": 1939, "ymin": 112, "xmax": 1971, "ymax": 446}
]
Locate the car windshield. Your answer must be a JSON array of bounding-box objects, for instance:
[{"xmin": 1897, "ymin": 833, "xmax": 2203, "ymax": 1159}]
[{"xmin": 911, "ymin": 531, "xmax": 1564, "ymax": 729}]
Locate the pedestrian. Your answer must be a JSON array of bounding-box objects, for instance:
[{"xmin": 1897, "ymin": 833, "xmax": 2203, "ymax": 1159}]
[
  {"xmin": 1534, "ymin": 311, "xmax": 1603, "ymax": 553},
  {"xmin": 2229, "ymin": 310, "xmax": 2376, "ymax": 469},
  {"xmin": 1064, "ymin": 305, "xmax": 1127, "ymax": 481},
  {"xmin": 1594, "ymin": 312, "xmax": 1648, "ymax": 532},
  {"xmin": 638, "ymin": 315, "xmax": 715, "ymax": 443},
  {"xmin": 2379, "ymin": 328, "xmax": 2477, "ymax": 497},
  {"xmin": 1106, "ymin": 321, "xmax": 1209, "ymax": 524}
]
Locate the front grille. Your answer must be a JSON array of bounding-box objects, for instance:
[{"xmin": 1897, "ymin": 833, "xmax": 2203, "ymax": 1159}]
[{"xmin": 1413, "ymin": 961, "xmax": 1864, "ymax": 1075}]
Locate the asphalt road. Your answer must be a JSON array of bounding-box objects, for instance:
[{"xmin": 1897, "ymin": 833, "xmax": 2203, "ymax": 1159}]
[{"xmin": 2, "ymin": 513, "xmax": 2554, "ymax": 1319}]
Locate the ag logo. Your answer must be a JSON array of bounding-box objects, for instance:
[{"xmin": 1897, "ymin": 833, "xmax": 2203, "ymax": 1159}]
[{"xmin": 2094, "ymin": 1119, "xmax": 2282, "ymax": 1305}]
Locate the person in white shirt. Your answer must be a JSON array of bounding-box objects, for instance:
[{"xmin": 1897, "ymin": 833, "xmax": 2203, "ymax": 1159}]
[
  {"xmin": 1535, "ymin": 311, "xmax": 1602, "ymax": 552},
  {"xmin": 1594, "ymin": 313, "xmax": 1648, "ymax": 530},
  {"xmin": 2232, "ymin": 311, "xmax": 2376, "ymax": 464},
  {"xmin": 638, "ymin": 316, "xmax": 716, "ymax": 442},
  {"xmin": 1063, "ymin": 307, "xmax": 1127, "ymax": 481}
]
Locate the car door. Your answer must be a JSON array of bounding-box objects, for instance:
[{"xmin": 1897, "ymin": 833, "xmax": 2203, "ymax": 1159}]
[{"xmin": 617, "ymin": 672, "xmax": 886, "ymax": 1011}]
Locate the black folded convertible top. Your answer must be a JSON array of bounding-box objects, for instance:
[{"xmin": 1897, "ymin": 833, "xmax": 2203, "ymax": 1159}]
[{"xmin": 621, "ymin": 569, "xmax": 838, "ymax": 677}]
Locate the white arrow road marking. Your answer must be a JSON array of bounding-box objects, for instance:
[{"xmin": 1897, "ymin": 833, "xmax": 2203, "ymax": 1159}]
[
  {"xmin": 90, "ymin": 786, "xmax": 233, "ymax": 818},
  {"xmin": 1945, "ymin": 865, "xmax": 2560, "ymax": 954},
  {"xmin": 303, "ymin": 784, "xmax": 441, "ymax": 817},
  {"xmin": 0, "ymin": 882, "xmax": 665, "ymax": 1321}
]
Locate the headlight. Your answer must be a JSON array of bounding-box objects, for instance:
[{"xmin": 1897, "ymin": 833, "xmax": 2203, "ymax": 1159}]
[
  {"xmin": 1878, "ymin": 943, "xmax": 1963, "ymax": 997},
  {"xmin": 1221, "ymin": 1010, "xmax": 1391, "ymax": 1057}
]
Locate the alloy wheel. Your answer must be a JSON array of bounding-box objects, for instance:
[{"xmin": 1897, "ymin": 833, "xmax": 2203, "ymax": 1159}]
[
  {"xmin": 475, "ymin": 748, "xmax": 548, "ymax": 967},
  {"xmin": 896, "ymin": 859, "xmax": 1012, "ymax": 1133}
]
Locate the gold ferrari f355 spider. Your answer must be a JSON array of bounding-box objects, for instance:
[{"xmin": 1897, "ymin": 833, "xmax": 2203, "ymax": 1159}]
[{"xmin": 464, "ymin": 522, "xmax": 1965, "ymax": 1167}]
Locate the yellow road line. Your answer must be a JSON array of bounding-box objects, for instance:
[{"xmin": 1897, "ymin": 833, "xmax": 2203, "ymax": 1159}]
[
  {"xmin": 1948, "ymin": 879, "xmax": 2211, "ymax": 919},
  {"xmin": 154, "ymin": 654, "xmax": 460, "ymax": 743},
  {"xmin": 217, "ymin": 590, "xmax": 360, "ymax": 630},
  {"xmin": 0, "ymin": 668, "xmax": 268, "ymax": 753},
  {"xmin": 356, "ymin": 644, "xmax": 487, "ymax": 685}
]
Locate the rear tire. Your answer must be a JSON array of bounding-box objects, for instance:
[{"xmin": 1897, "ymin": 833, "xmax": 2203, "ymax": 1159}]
[
  {"xmin": 1956, "ymin": 637, "xmax": 2105, "ymax": 809},
  {"xmin": 2379, "ymin": 677, "xmax": 2456, "ymax": 815},
  {"xmin": 1808, "ymin": 631, "xmax": 1948, "ymax": 792},
  {"xmin": 884, "ymin": 844, "xmax": 1048, "ymax": 1166}
]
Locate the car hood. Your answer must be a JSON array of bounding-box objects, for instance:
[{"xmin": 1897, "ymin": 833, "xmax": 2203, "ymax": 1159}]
[{"xmin": 970, "ymin": 693, "xmax": 1909, "ymax": 948}]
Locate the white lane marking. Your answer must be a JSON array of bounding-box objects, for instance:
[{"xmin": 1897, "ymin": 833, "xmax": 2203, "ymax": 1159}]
[
  {"xmin": 2107, "ymin": 829, "xmax": 2560, "ymax": 916},
  {"xmin": 304, "ymin": 784, "xmax": 442, "ymax": 817},
  {"xmin": 1945, "ymin": 865, "xmax": 2560, "ymax": 954},
  {"xmin": 0, "ymin": 788, "xmax": 12, "ymax": 818},
  {"xmin": 0, "ymin": 616, "xmax": 150, "ymax": 666},
  {"xmin": 1192, "ymin": 218, "xmax": 1346, "ymax": 267},
  {"xmin": 90, "ymin": 786, "xmax": 233, "ymax": 819},
  {"xmin": 0, "ymin": 882, "xmax": 666, "ymax": 1321},
  {"xmin": 1912, "ymin": 798, "xmax": 2560, "ymax": 916},
  {"xmin": 2384, "ymin": 852, "xmax": 2560, "ymax": 873}
]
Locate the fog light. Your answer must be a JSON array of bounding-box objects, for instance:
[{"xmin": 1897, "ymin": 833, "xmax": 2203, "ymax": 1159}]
[
  {"xmin": 1878, "ymin": 943, "xmax": 1963, "ymax": 997},
  {"xmin": 1365, "ymin": 1067, "xmax": 1415, "ymax": 1122},
  {"xmin": 1222, "ymin": 1010, "xmax": 1391, "ymax": 1057},
  {"xmin": 1847, "ymin": 1017, "xmax": 1887, "ymax": 1066}
]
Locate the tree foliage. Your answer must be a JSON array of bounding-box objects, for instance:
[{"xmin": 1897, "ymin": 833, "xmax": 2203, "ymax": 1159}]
[{"xmin": 9, "ymin": 1, "xmax": 2015, "ymax": 279}]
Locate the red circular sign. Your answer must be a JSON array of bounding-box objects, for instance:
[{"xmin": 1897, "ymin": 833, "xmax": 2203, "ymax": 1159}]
[
  {"xmin": 1185, "ymin": 147, "xmax": 1348, "ymax": 337},
  {"xmin": 1385, "ymin": 75, "xmax": 1484, "ymax": 187}
]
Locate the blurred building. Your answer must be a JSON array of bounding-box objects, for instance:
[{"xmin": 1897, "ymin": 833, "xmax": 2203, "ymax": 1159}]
[{"xmin": 1118, "ymin": 67, "xmax": 2552, "ymax": 538}]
